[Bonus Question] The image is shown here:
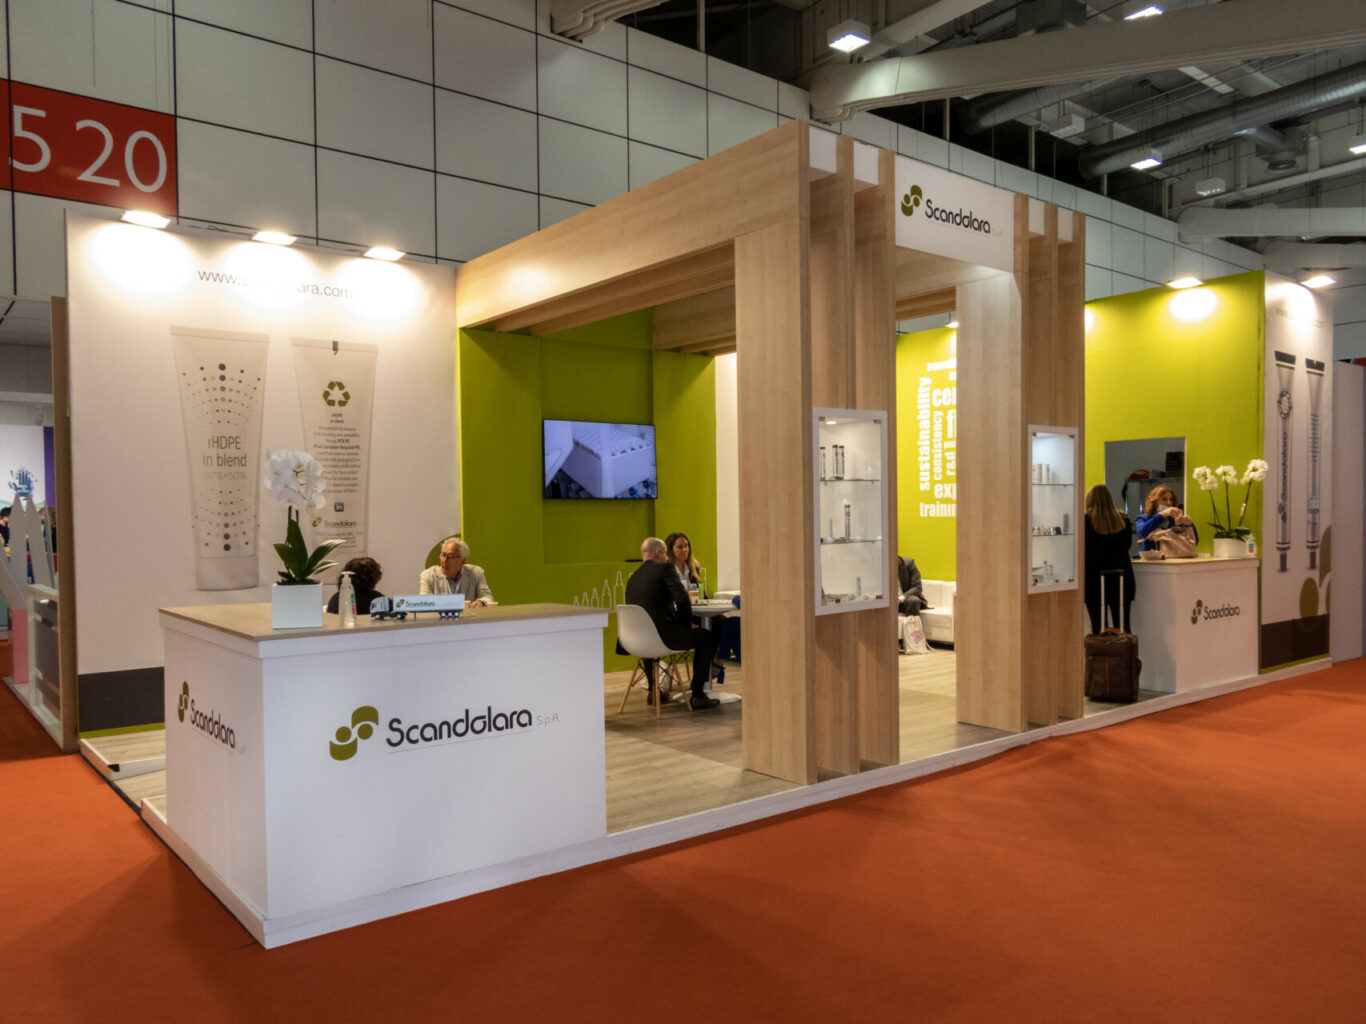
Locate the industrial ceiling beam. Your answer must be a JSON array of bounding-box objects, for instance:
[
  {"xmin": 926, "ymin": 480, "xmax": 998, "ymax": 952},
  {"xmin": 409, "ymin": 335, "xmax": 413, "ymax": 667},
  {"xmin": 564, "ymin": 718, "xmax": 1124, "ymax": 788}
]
[{"xmin": 809, "ymin": 0, "xmax": 1366, "ymax": 121}]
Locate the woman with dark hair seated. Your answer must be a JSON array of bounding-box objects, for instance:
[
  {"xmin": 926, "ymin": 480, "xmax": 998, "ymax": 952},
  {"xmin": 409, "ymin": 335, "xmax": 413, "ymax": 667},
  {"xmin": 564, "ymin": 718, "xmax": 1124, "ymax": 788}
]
[{"xmin": 326, "ymin": 556, "xmax": 385, "ymax": 615}]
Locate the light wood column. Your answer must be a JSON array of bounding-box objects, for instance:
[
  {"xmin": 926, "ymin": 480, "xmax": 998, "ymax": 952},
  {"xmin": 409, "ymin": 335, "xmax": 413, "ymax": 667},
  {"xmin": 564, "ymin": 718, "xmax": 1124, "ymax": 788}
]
[
  {"xmin": 736, "ymin": 211, "xmax": 816, "ymax": 784},
  {"xmin": 852, "ymin": 147, "xmax": 899, "ymax": 767},
  {"xmin": 810, "ymin": 137, "xmax": 860, "ymax": 776}
]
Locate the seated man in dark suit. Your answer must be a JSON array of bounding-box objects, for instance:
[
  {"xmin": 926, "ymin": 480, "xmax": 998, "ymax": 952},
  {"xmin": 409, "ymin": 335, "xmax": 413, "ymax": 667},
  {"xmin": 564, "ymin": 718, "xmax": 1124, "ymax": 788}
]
[
  {"xmin": 897, "ymin": 556, "xmax": 927, "ymax": 615},
  {"xmin": 625, "ymin": 537, "xmax": 720, "ymax": 711}
]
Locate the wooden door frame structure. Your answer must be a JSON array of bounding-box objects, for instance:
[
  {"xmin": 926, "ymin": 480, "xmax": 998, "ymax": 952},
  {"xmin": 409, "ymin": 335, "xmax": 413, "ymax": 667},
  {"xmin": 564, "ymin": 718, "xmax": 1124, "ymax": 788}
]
[{"xmin": 455, "ymin": 121, "xmax": 1084, "ymax": 784}]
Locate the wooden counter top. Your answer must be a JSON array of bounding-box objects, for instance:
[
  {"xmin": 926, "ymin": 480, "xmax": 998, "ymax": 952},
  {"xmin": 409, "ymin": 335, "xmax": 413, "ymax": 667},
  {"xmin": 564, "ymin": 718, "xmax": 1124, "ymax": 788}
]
[{"xmin": 159, "ymin": 601, "xmax": 606, "ymax": 643}]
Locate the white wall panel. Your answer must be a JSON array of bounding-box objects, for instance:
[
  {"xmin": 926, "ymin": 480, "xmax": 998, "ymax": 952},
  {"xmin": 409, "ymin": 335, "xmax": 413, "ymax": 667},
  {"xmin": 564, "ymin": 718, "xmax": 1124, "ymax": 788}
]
[
  {"xmin": 1143, "ymin": 235, "xmax": 1174, "ymax": 285},
  {"xmin": 316, "ymin": 58, "xmax": 435, "ymax": 169},
  {"xmin": 949, "ymin": 144, "xmax": 995, "ymax": 185},
  {"xmin": 628, "ymin": 67, "xmax": 706, "ymax": 158},
  {"xmin": 317, "ymin": 151, "xmax": 436, "ymax": 256},
  {"xmin": 540, "ymin": 196, "xmax": 592, "ymax": 229},
  {"xmin": 1171, "ymin": 245, "xmax": 1203, "ymax": 281},
  {"xmin": 457, "ymin": 0, "xmax": 535, "ymax": 31},
  {"xmin": 0, "ymin": 201, "xmax": 13, "ymax": 295},
  {"xmin": 1072, "ymin": 188, "xmax": 1112, "ymax": 222},
  {"xmin": 315, "ymin": 0, "xmax": 433, "ymax": 81},
  {"xmin": 437, "ymin": 176, "xmax": 538, "ymax": 263},
  {"xmin": 538, "ymin": 119, "xmax": 627, "ymax": 207},
  {"xmin": 176, "ymin": 21, "xmax": 314, "ymax": 142},
  {"xmin": 537, "ymin": 4, "xmax": 626, "ymax": 60},
  {"xmin": 435, "ymin": 91, "xmax": 538, "ymax": 192},
  {"xmin": 778, "ymin": 82, "xmax": 808, "ymax": 121},
  {"xmin": 14, "ymin": 194, "xmax": 114, "ymax": 300},
  {"xmin": 1111, "ymin": 225, "xmax": 1146, "ymax": 279},
  {"xmin": 1146, "ymin": 211, "xmax": 1177, "ymax": 242},
  {"xmin": 1112, "ymin": 272, "xmax": 1146, "ymax": 295},
  {"xmin": 1085, "ymin": 265, "xmax": 1113, "ymax": 301},
  {"xmin": 1110, "ymin": 201, "xmax": 1146, "ymax": 232},
  {"xmin": 174, "ymin": 0, "xmax": 312, "ymax": 49},
  {"xmin": 996, "ymin": 162, "xmax": 1037, "ymax": 198},
  {"xmin": 537, "ymin": 37, "xmax": 627, "ymax": 137},
  {"xmin": 1086, "ymin": 218, "xmax": 1112, "ymax": 268},
  {"xmin": 177, "ymin": 122, "xmax": 316, "ymax": 237},
  {"xmin": 10, "ymin": 0, "xmax": 173, "ymax": 112},
  {"xmin": 434, "ymin": 5, "xmax": 536, "ymax": 112},
  {"xmin": 627, "ymin": 26, "xmax": 705, "ymax": 87},
  {"xmin": 1330, "ymin": 365, "xmax": 1365, "ymax": 662},
  {"xmin": 628, "ymin": 141, "xmax": 696, "ymax": 191},
  {"xmin": 706, "ymin": 56, "xmax": 775, "ymax": 110},
  {"xmin": 846, "ymin": 112, "xmax": 895, "ymax": 150},
  {"xmin": 900, "ymin": 128, "xmax": 948, "ymax": 168},
  {"xmin": 707, "ymin": 95, "xmax": 776, "ymax": 157}
]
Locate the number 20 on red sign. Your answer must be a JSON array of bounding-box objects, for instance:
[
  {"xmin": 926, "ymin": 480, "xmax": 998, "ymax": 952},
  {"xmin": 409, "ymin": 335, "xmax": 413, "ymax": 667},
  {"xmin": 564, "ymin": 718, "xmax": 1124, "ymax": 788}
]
[{"xmin": 7, "ymin": 82, "xmax": 177, "ymax": 215}]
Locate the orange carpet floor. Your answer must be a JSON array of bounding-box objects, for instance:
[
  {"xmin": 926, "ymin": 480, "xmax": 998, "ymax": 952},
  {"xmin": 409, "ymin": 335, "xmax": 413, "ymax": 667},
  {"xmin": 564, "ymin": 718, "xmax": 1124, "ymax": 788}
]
[{"xmin": 3, "ymin": 657, "xmax": 1365, "ymax": 1023}]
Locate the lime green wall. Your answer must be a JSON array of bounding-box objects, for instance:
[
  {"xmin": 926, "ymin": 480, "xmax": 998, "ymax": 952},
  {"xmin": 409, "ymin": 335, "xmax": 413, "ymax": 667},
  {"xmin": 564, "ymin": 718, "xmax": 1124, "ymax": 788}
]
[
  {"xmin": 896, "ymin": 327, "xmax": 957, "ymax": 580},
  {"xmin": 459, "ymin": 311, "xmax": 716, "ymax": 668},
  {"xmin": 1085, "ymin": 271, "xmax": 1266, "ymax": 551}
]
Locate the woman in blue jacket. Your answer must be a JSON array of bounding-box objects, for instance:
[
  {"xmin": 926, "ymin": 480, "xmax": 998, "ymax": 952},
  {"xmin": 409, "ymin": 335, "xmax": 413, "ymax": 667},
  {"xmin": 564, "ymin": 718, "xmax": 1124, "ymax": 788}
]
[{"xmin": 1135, "ymin": 485, "xmax": 1198, "ymax": 554}]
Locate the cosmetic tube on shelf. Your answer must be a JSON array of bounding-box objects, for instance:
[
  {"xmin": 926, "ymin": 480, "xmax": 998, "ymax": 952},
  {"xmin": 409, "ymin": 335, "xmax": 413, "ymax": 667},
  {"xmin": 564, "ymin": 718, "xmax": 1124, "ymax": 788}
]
[{"xmin": 171, "ymin": 326, "xmax": 269, "ymax": 590}]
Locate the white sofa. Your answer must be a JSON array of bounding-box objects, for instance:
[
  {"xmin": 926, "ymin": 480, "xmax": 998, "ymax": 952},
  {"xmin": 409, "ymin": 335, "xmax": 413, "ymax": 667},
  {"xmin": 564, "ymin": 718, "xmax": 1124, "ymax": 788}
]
[{"xmin": 917, "ymin": 579, "xmax": 956, "ymax": 645}]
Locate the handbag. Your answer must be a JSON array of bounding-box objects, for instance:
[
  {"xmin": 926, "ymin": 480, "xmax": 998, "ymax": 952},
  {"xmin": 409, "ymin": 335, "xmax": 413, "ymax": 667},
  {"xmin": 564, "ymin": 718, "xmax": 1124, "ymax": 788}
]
[
  {"xmin": 1150, "ymin": 521, "xmax": 1197, "ymax": 558},
  {"xmin": 900, "ymin": 614, "xmax": 930, "ymax": 654}
]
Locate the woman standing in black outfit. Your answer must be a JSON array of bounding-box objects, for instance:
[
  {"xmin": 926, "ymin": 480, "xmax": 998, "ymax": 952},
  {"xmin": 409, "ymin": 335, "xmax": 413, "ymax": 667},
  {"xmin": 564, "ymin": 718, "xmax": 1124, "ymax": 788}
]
[{"xmin": 1084, "ymin": 484, "xmax": 1135, "ymax": 634}]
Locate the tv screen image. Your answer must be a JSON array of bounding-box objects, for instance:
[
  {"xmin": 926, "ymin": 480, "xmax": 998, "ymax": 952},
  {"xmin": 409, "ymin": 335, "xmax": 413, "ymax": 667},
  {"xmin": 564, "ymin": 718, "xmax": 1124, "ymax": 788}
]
[{"xmin": 544, "ymin": 420, "xmax": 656, "ymax": 499}]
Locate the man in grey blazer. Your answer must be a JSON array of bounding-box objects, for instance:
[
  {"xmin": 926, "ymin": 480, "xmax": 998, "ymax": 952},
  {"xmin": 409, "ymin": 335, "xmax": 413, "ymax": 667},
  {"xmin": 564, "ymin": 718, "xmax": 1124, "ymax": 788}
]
[{"xmin": 418, "ymin": 536, "xmax": 495, "ymax": 606}]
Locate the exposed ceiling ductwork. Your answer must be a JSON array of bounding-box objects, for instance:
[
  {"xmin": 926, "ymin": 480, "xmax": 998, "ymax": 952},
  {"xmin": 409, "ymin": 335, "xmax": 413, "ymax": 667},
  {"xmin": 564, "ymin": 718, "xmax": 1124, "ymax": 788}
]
[
  {"xmin": 1178, "ymin": 205, "xmax": 1366, "ymax": 240},
  {"xmin": 1262, "ymin": 241, "xmax": 1366, "ymax": 271},
  {"xmin": 552, "ymin": 0, "xmax": 665, "ymax": 41},
  {"xmin": 958, "ymin": 79, "xmax": 1111, "ymax": 135},
  {"xmin": 808, "ymin": 0, "xmax": 1366, "ymax": 122},
  {"xmin": 1077, "ymin": 60, "xmax": 1366, "ymax": 178}
]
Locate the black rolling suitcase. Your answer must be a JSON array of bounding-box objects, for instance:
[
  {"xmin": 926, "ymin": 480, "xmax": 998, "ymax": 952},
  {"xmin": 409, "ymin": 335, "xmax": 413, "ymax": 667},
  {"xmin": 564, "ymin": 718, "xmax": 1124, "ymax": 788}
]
[{"xmin": 1084, "ymin": 570, "xmax": 1140, "ymax": 702}]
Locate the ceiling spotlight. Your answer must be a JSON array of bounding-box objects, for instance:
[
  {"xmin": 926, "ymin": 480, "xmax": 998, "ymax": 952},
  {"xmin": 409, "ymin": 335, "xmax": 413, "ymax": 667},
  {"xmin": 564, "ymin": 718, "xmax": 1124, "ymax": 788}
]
[
  {"xmin": 1130, "ymin": 149, "xmax": 1162, "ymax": 171},
  {"xmin": 827, "ymin": 18, "xmax": 871, "ymax": 53},
  {"xmin": 363, "ymin": 246, "xmax": 405, "ymax": 261},
  {"xmin": 1125, "ymin": 5, "xmax": 1163, "ymax": 18},
  {"xmin": 253, "ymin": 230, "xmax": 297, "ymax": 246},
  {"xmin": 1349, "ymin": 134, "xmax": 1366, "ymax": 156},
  {"xmin": 1301, "ymin": 275, "xmax": 1336, "ymax": 289},
  {"xmin": 1167, "ymin": 276, "xmax": 1203, "ymax": 290},
  {"xmin": 121, "ymin": 210, "xmax": 170, "ymax": 229},
  {"xmin": 1193, "ymin": 176, "xmax": 1226, "ymax": 197},
  {"xmin": 946, "ymin": 320, "xmax": 959, "ymax": 329}
]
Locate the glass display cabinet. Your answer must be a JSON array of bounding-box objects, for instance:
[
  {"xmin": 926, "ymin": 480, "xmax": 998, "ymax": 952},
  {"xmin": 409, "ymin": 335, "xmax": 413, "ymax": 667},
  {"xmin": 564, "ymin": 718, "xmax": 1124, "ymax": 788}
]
[
  {"xmin": 814, "ymin": 408, "xmax": 889, "ymax": 614},
  {"xmin": 1029, "ymin": 425, "xmax": 1079, "ymax": 593}
]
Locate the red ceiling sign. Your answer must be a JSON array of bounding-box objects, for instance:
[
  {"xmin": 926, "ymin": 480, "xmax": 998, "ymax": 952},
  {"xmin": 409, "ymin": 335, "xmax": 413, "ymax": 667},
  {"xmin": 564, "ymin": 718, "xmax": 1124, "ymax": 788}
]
[{"xmin": 7, "ymin": 81, "xmax": 177, "ymax": 215}]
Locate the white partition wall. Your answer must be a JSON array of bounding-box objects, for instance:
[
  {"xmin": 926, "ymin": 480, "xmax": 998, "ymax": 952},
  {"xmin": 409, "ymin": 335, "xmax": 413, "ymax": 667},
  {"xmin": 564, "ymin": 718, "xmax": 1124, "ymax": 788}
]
[{"xmin": 1331, "ymin": 363, "xmax": 1365, "ymax": 663}]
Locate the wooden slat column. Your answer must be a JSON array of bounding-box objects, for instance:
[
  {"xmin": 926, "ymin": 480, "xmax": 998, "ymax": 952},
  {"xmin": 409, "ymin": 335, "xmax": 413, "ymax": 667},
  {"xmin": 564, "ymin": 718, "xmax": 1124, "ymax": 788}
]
[
  {"xmin": 736, "ymin": 209, "xmax": 817, "ymax": 784},
  {"xmin": 852, "ymin": 147, "xmax": 900, "ymax": 767},
  {"xmin": 810, "ymin": 137, "xmax": 860, "ymax": 776}
]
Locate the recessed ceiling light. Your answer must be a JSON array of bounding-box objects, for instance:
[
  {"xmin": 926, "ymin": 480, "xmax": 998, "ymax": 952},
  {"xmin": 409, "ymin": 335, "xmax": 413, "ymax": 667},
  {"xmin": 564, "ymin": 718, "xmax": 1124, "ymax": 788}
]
[
  {"xmin": 121, "ymin": 210, "xmax": 170, "ymax": 229},
  {"xmin": 1167, "ymin": 276, "xmax": 1202, "ymax": 289},
  {"xmin": 946, "ymin": 320, "xmax": 959, "ymax": 329},
  {"xmin": 253, "ymin": 230, "xmax": 297, "ymax": 246},
  {"xmin": 1131, "ymin": 149, "xmax": 1162, "ymax": 171},
  {"xmin": 1349, "ymin": 134, "xmax": 1366, "ymax": 156},
  {"xmin": 1301, "ymin": 275, "xmax": 1336, "ymax": 289},
  {"xmin": 1193, "ymin": 176, "xmax": 1226, "ymax": 197},
  {"xmin": 827, "ymin": 19, "xmax": 871, "ymax": 53},
  {"xmin": 1125, "ymin": 5, "xmax": 1163, "ymax": 19},
  {"xmin": 363, "ymin": 246, "xmax": 404, "ymax": 261}
]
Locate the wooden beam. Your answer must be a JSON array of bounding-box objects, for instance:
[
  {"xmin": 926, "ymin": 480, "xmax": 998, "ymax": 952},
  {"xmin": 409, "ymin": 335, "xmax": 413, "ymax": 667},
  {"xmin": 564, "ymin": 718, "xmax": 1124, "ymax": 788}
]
[
  {"xmin": 895, "ymin": 288, "xmax": 956, "ymax": 322},
  {"xmin": 653, "ymin": 286, "xmax": 736, "ymax": 352},
  {"xmin": 456, "ymin": 120, "xmax": 808, "ymax": 329}
]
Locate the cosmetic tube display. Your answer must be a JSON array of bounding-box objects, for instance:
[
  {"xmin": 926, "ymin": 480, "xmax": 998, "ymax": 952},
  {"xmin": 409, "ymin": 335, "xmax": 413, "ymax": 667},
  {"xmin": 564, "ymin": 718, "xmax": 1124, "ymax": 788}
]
[
  {"xmin": 171, "ymin": 327, "xmax": 269, "ymax": 590},
  {"xmin": 292, "ymin": 338, "xmax": 378, "ymax": 563},
  {"xmin": 1273, "ymin": 350, "xmax": 1296, "ymax": 573},
  {"xmin": 1305, "ymin": 357, "xmax": 1325, "ymax": 570}
]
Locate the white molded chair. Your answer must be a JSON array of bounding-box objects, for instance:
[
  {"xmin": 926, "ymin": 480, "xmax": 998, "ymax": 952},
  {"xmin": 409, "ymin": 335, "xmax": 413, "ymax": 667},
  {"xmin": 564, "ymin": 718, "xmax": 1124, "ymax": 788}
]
[{"xmin": 615, "ymin": 604, "xmax": 689, "ymax": 718}]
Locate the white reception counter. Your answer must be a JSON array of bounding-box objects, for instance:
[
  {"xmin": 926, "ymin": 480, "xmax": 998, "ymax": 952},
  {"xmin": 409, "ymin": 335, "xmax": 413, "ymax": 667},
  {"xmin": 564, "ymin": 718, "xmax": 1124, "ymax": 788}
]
[
  {"xmin": 1130, "ymin": 557, "xmax": 1259, "ymax": 693},
  {"xmin": 153, "ymin": 601, "xmax": 608, "ymax": 947}
]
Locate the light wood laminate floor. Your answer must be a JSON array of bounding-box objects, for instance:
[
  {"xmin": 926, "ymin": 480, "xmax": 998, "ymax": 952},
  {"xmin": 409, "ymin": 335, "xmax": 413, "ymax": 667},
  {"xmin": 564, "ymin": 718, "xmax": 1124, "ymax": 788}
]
[{"xmin": 90, "ymin": 647, "xmax": 1161, "ymax": 835}]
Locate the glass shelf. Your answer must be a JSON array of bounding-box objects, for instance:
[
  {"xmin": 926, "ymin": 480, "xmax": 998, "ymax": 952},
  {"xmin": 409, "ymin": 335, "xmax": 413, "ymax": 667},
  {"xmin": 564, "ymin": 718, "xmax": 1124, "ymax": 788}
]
[
  {"xmin": 1029, "ymin": 425, "xmax": 1079, "ymax": 593},
  {"xmin": 815, "ymin": 408, "xmax": 889, "ymax": 615}
]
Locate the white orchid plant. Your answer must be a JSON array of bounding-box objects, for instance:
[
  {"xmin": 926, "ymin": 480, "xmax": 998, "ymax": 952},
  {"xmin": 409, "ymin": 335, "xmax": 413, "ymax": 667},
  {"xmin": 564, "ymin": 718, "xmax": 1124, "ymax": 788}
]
[
  {"xmin": 1192, "ymin": 458, "xmax": 1268, "ymax": 540},
  {"xmin": 263, "ymin": 449, "xmax": 343, "ymax": 584}
]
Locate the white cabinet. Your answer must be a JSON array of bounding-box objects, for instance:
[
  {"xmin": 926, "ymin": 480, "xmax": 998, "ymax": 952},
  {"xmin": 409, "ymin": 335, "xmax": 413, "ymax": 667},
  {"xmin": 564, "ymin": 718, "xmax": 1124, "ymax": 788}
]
[
  {"xmin": 815, "ymin": 409, "xmax": 889, "ymax": 614},
  {"xmin": 1029, "ymin": 425, "xmax": 1078, "ymax": 592}
]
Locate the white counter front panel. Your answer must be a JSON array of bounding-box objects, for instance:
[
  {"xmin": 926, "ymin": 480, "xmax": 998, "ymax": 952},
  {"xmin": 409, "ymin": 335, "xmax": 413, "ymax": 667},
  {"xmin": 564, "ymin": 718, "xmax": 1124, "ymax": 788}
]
[{"xmin": 1130, "ymin": 559, "xmax": 1259, "ymax": 693}]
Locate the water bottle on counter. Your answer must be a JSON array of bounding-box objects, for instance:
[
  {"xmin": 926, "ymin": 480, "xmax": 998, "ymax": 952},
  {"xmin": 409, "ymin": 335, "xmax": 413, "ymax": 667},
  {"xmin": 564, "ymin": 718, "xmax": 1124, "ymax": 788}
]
[{"xmin": 339, "ymin": 571, "xmax": 356, "ymax": 628}]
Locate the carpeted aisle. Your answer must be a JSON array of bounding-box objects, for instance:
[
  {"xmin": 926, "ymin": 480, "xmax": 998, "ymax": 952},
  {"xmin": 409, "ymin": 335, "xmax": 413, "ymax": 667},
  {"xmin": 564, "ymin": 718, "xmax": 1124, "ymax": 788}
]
[{"xmin": 3, "ymin": 661, "xmax": 1365, "ymax": 1023}]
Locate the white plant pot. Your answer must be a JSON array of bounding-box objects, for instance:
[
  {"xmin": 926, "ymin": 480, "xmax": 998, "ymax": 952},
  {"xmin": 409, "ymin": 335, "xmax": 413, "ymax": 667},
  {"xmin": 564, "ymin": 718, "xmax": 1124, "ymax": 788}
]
[
  {"xmin": 1212, "ymin": 537, "xmax": 1246, "ymax": 560},
  {"xmin": 272, "ymin": 582, "xmax": 324, "ymax": 628}
]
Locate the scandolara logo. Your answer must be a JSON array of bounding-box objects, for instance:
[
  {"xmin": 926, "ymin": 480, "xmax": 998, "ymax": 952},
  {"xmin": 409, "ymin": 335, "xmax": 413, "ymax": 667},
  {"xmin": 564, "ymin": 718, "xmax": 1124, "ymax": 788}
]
[
  {"xmin": 177, "ymin": 681, "xmax": 237, "ymax": 750},
  {"xmin": 900, "ymin": 182, "xmax": 992, "ymax": 235},
  {"xmin": 1191, "ymin": 598, "xmax": 1241, "ymax": 624},
  {"xmin": 331, "ymin": 706, "xmax": 379, "ymax": 760},
  {"xmin": 329, "ymin": 703, "xmax": 535, "ymax": 761}
]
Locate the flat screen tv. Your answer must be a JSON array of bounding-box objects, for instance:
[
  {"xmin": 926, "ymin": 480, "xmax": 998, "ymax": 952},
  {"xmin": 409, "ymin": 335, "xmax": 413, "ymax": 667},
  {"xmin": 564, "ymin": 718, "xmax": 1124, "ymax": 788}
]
[{"xmin": 543, "ymin": 419, "xmax": 657, "ymax": 499}]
